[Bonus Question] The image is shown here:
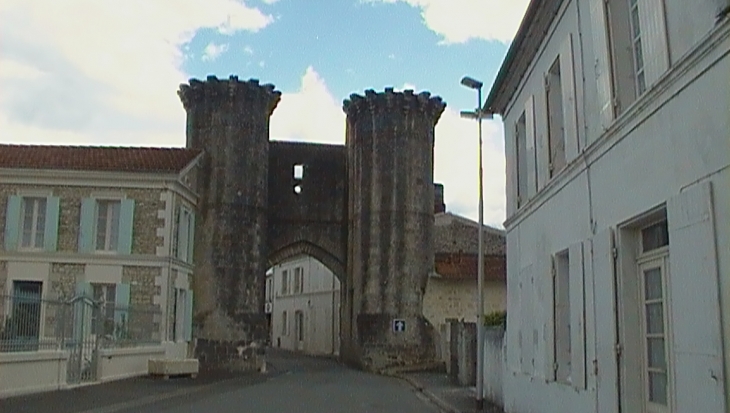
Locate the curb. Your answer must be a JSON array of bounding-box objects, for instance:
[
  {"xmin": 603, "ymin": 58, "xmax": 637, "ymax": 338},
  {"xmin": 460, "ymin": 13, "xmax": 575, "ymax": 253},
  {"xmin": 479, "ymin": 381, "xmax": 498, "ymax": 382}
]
[{"xmin": 390, "ymin": 373, "xmax": 465, "ymax": 413}]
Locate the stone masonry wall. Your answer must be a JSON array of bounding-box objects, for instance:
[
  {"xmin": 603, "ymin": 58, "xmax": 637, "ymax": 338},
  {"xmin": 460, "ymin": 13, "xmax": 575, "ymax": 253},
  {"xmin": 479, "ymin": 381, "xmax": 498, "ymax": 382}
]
[{"xmin": 0, "ymin": 184, "xmax": 164, "ymax": 255}]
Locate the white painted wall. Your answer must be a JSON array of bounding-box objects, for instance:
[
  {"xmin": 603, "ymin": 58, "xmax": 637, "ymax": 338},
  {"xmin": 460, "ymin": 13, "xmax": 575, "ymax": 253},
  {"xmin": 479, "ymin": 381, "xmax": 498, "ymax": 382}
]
[
  {"xmin": 269, "ymin": 256, "xmax": 341, "ymax": 356},
  {"xmin": 0, "ymin": 351, "xmax": 68, "ymax": 398},
  {"xmin": 499, "ymin": 1, "xmax": 730, "ymax": 412}
]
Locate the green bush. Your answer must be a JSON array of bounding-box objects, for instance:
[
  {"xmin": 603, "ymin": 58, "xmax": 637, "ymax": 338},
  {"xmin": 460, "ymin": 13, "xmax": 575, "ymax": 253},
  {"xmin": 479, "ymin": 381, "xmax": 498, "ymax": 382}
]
[{"xmin": 483, "ymin": 310, "xmax": 506, "ymax": 327}]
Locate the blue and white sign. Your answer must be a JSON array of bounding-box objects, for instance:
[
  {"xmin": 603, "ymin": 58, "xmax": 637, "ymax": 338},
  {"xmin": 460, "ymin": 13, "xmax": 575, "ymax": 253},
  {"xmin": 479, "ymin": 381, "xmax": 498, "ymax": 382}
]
[{"xmin": 392, "ymin": 319, "xmax": 406, "ymax": 333}]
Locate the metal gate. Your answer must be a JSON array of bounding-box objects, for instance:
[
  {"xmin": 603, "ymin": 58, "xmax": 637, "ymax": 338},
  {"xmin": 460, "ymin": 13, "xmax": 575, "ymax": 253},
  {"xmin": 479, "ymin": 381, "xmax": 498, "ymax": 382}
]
[{"xmin": 65, "ymin": 296, "xmax": 99, "ymax": 384}]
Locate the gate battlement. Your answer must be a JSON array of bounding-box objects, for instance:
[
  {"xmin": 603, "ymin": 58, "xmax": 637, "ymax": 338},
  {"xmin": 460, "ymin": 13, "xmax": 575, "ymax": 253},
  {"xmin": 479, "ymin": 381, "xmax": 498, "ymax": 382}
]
[{"xmin": 180, "ymin": 76, "xmax": 446, "ymax": 372}]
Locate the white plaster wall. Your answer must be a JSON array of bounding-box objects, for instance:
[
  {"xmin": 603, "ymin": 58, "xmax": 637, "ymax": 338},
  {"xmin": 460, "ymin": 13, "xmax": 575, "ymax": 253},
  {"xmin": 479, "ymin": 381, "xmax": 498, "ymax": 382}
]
[
  {"xmin": 97, "ymin": 346, "xmax": 165, "ymax": 382},
  {"xmin": 270, "ymin": 256, "xmax": 340, "ymax": 356},
  {"xmin": 83, "ymin": 264, "xmax": 122, "ymax": 284},
  {"xmin": 0, "ymin": 351, "xmax": 68, "ymax": 398},
  {"xmin": 500, "ymin": 1, "xmax": 730, "ymax": 411}
]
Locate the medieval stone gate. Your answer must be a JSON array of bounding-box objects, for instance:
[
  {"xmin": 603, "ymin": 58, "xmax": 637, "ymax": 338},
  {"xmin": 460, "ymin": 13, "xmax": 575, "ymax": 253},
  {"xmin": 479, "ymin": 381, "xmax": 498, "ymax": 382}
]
[{"xmin": 178, "ymin": 76, "xmax": 446, "ymax": 371}]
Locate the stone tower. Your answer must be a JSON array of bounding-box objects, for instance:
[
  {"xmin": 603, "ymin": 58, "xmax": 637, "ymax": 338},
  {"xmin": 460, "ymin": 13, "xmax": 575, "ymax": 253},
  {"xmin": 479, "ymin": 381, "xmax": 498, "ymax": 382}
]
[
  {"xmin": 178, "ymin": 76, "xmax": 281, "ymax": 369},
  {"xmin": 342, "ymin": 88, "xmax": 446, "ymax": 370}
]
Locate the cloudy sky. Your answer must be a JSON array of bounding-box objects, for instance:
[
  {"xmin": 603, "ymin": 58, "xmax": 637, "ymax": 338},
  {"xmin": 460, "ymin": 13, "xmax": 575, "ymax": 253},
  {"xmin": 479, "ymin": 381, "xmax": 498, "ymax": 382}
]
[{"xmin": 0, "ymin": 0, "xmax": 530, "ymax": 228}]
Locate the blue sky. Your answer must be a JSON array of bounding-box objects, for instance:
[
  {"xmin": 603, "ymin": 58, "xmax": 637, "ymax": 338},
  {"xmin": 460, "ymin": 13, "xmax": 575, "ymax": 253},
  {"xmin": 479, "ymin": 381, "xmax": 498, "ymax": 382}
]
[{"xmin": 0, "ymin": 0, "xmax": 530, "ymax": 227}]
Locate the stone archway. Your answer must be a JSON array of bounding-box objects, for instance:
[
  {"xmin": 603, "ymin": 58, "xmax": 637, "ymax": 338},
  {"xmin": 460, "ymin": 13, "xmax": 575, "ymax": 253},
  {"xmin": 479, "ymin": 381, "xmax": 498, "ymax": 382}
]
[{"xmin": 267, "ymin": 241, "xmax": 346, "ymax": 283}]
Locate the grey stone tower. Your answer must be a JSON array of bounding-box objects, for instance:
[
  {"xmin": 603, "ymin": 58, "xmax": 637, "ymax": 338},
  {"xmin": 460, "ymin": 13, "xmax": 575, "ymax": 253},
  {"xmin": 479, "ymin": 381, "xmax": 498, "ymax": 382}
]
[
  {"xmin": 343, "ymin": 88, "xmax": 446, "ymax": 371},
  {"xmin": 178, "ymin": 76, "xmax": 281, "ymax": 369}
]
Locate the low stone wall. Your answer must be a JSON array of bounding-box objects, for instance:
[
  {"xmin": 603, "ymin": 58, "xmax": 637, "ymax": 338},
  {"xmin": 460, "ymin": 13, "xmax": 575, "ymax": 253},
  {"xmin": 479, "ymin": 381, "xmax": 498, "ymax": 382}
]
[
  {"xmin": 0, "ymin": 351, "xmax": 68, "ymax": 398},
  {"xmin": 97, "ymin": 346, "xmax": 165, "ymax": 382},
  {"xmin": 482, "ymin": 326, "xmax": 505, "ymax": 408}
]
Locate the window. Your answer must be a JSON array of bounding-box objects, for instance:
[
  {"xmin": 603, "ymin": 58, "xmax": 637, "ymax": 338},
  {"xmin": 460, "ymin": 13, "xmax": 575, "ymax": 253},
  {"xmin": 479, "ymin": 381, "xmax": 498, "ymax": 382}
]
[
  {"xmin": 282, "ymin": 311, "xmax": 288, "ymax": 335},
  {"xmin": 515, "ymin": 112, "xmax": 528, "ymax": 207},
  {"xmin": 281, "ymin": 270, "xmax": 289, "ymax": 295},
  {"xmin": 545, "ymin": 58, "xmax": 566, "ymax": 177},
  {"xmin": 20, "ymin": 197, "xmax": 47, "ymax": 249},
  {"xmin": 266, "ymin": 277, "xmax": 273, "ymax": 301},
  {"xmin": 95, "ymin": 200, "xmax": 121, "ymax": 251},
  {"xmin": 11, "ymin": 281, "xmax": 43, "ymax": 349},
  {"xmin": 172, "ymin": 288, "xmax": 187, "ymax": 341},
  {"xmin": 553, "ymin": 250, "xmax": 571, "ymax": 383},
  {"xmin": 176, "ymin": 207, "xmax": 195, "ymax": 263},
  {"xmin": 636, "ymin": 220, "xmax": 671, "ymax": 412},
  {"xmin": 628, "ymin": 0, "xmax": 647, "ymax": 95},
  {"xmin": 91, "ymin": 283, "xmax": 116, "ymax": 336},
  {"xmin": 594, "ymin": 0, "xmax": 669, "ymax": 118},
  {"xmin": 294, "ymin": 267, "xmax": 303, "ymax": 294}
]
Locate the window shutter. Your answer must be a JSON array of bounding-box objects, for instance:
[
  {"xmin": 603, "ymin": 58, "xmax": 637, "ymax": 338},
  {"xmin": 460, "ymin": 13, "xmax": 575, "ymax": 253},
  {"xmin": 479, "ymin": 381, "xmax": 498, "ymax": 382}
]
[
  {"xmin": 638, "ymin": 0, "xmax": 669, "ymax": 88},
  {"xmin": 184, "ymin": 289, "xmax": 194, "ymax": 341},
  {"xmin": 569, "ymin": 242, "xmax": 586, "ymax": 389},
  {"xmin": 667, "ymin": 182, "xmax": 726, "ymax": 412},
  {"xmin": 560, "ymin": 34, "xmax": 580, "ymax": 162},
  {"xmin": 44, "ymin": 196, "xmax": 60, "ymax": 252},
  {"xmin": 520, "ymin": 264, "xmax": 534, "ymax": 375},
  {"xmin": 506, "ymin": 126, "xmax": 518, "ymax": 215},
  {"xmin": 118, "ymin": 199, "xmax": 135, "ymax": 255},
  {"xmin": 4, "ymin": 195, "xmax": 22, "ymax": 251},
  {"xmin": 524, "ymin": 96, "xmax": 537, "ymax": 198},
  {"xmin": 114, "ymin": 283, "xmax": 131, "ymax": 339},
  {"xmin": 187, "ymin": 212, "xmax": 195, "ymax": 263},
  {"xmin": 589, "ymin": 0, "xmax": 614, "ymax": 133},
  {"xmin": 593, "ymin": 228, "xmax": 619, "ymax": 413},
  {"xmin": 544, "ymin": 255, "xmax": 557, "ymax": 381},
  {"xmin": 79, "ymin": 198, "xmax": 96, "ymax": 253}
]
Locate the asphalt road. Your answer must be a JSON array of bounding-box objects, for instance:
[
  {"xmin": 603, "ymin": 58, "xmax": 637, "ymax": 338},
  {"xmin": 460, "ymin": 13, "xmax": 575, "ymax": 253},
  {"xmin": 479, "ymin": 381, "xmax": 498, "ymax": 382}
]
[{"xmin": 2, "ymin": 350, "xmax": 442, "ymax": 413}]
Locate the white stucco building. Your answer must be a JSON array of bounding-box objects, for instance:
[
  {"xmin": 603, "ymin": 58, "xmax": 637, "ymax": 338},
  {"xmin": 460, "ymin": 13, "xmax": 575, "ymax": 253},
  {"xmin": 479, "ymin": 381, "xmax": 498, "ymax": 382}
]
[
  {"xmin": 483, "ymin": 0, "xmax": 729, "ymax": 412},
  {"xmin": 266, "ymin": 255, "xmax": 340, "ymax": 356}
]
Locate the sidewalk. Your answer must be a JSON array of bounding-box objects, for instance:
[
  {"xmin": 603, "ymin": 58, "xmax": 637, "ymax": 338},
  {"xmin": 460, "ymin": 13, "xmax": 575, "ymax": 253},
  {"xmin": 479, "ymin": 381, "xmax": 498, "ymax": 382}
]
[
  {"xmin": 398, "ymin": 371, "xmax": 505, "ymax": 413},
  {"xmin": 0, "ymin": 369, "xmax": 268, "ymax": 413}
]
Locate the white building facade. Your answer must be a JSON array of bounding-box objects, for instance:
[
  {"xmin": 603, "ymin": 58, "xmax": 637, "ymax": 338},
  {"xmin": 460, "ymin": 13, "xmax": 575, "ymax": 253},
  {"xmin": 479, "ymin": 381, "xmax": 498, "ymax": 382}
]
[
  {"xmin": 266, "ymin": 255, "xmax": 340, "ymax": 356},
  {"xmin": 484, "ymin": 1, "xmax": 730, "ymax": 412}
]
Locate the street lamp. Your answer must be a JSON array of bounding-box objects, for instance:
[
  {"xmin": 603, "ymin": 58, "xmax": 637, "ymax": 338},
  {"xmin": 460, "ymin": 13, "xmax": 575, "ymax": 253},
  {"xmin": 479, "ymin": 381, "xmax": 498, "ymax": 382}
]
[{"xmin": 460, "ymin": 75, "xmax": 493, "ymax": 412}]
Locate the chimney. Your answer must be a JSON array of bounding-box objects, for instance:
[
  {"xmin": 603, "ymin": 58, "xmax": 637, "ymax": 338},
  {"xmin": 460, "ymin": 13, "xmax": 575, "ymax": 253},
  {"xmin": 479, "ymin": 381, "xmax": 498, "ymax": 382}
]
[{"xmin": 434, "ymin": 183, "xmax": 446, "ymax": 213}]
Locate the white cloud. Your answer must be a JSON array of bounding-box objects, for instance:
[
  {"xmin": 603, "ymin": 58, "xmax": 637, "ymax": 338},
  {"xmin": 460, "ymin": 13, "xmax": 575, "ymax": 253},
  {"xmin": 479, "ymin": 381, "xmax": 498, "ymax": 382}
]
[
  {"xmin": 364, "ymin": 0, "xmax": 530, "ymax": 44},
  {"xmin": 244, "ymin": 45, "xmax": 255, "ymax": 55},
  {"xmin": 262, "ymin": 0, "xmax": 280, "ymax": 3},
  {"xmin": 202, "ymin": 42, "xmax": 230, "ymax": 61},
  {"xmin": 270, "ymin": 67, "xmax": 345, "ymax": 145},
  {"xmin": 0, "ymin": 0, "xmax": 273, "ymax": 145}
]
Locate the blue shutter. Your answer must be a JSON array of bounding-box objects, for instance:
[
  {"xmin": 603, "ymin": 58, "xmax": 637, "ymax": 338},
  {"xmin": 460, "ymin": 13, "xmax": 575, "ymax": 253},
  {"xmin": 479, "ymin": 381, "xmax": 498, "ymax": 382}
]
[
  {"xmin": 187, "ymin": 212, "xmax": 195, "ymax": 263},
  {"xmin": 184, "ymin": 289, "xmax": 193, "ymax": 341},
  {"xmin": 44, "ymin": 196, "xmax": 60, "ymax": 252},
  {"xmin": 4, "ymin": 195, "xmax": 22, "ymax": 251},
  {"xmin": 79, "ymin": 198, "xmax": 96, "ymax": 253},
  {"xmin": 114, "ymin": 283, "xmax": 131, "ymax": 339},
  {"xmin": 73, "ymin": 282, "xmax": 93, "ymax": 341},
  {"xmin": 118, "ymin": 199, "xmax": 135, "ymax": 255}
]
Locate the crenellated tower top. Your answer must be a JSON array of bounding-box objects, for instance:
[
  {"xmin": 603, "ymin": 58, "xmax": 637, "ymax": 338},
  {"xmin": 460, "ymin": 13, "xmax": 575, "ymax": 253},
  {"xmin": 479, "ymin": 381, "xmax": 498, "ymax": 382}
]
[
  {"xmin": 178, "ymin": 75, "xmax": 282, "ymax": 116},
  {"xmin": 342, "ymin": 87, "xmax": 447, "ymax": 125}
]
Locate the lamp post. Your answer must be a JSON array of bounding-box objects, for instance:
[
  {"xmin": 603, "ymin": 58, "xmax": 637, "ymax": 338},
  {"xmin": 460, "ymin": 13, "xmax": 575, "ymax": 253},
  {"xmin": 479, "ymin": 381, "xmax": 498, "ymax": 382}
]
[{"xmin": 460, "ymin": 75, "xmax": 492, "ymax": 412}]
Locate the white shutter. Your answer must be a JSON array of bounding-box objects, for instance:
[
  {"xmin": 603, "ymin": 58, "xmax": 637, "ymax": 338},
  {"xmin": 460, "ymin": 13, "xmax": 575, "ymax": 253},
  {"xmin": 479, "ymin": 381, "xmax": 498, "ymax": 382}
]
[
  {"xmin": 593, "ymin": 228, "xmax": 619, "ymax": 413},
  {"xmin": 581, "ymin": 238, "xmax": 597, "ymax": 389},
  {"xmin": 560, "ymin": 34, "xmax": 580, "ymax": 163},
  {"xmin": 505, "ymin": 126, "xmax": 518, "ymax": 216},
  {"xmin": 525, "ymin": 96, "xmax": 537, "ymax": 198},
  {"xmin": 520, "ymin": 264, "xmax": 535, "ymax": 375},
  {"xmin": 506, "ymin": 233, "xmax": 521, "ymax": 373},
  {"xmin": 544, "ymin": 255, "xmax": 556, "ymax": 381},
  {"xmin": 638, "ymin": 0, "xmax": 669, "ymax": 88},
  {"xmin": 667, "ymin": 182, "xmax": 726, "ymax": 413},
  {"xmin": 536, "ymin": 84, "xmax": 551, "ymax": 191},
  {"xmin": 589, "ymin": 0, "xmax": 614, "ymax": 133},
  {"xmin": 569, "ymin": 242, "xmax": 586, "ymax": 389}
]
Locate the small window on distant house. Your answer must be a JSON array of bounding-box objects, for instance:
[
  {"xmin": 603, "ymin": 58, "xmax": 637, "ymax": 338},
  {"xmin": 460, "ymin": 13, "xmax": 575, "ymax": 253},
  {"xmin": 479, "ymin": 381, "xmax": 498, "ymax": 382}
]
[
  {"xmin": 294, "ymin": 267, "xmax": 303, "ymax": 294},
  {"xmin": 20, "ymin": 197, "xmax": 47, "ymax": 249},
  {"xmin": 281, "ymin": 270, "xmax": 289, "ymax": 295},
  {"xmin": 282, "ymin": 311, "xmax": 288, "ymax": 335}
]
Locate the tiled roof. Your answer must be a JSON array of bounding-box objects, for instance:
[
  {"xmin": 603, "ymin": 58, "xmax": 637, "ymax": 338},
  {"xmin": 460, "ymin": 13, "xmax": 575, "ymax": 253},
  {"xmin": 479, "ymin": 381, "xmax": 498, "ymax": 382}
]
[
  {"xmin": 434, "ymin": 212, "xmax": 506, "ymax": 255},
  {"xmin": 0, "ymin": 144, "xmax": 202, "ymax": 174},
  {"xmin": 434, "ymin": 253, "xmax": 506, "ymax": 282}
]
